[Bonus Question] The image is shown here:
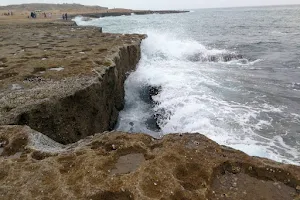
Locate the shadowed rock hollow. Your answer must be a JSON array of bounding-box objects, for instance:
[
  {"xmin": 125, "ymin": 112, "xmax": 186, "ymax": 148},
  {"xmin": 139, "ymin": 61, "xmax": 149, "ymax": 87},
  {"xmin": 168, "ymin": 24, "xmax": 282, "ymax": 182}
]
[{"xmin": 0, "ymin": 125, "xmax": 299, "ymax": 200}]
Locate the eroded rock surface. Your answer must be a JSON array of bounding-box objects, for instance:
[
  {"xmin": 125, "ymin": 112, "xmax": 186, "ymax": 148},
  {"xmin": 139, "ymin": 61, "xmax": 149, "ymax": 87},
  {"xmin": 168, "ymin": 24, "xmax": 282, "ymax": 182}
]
[
  {"xmin": 0, "ymin": 22, "xmax": 145, "ymax": 144},
  {"xmin": 0, "ymin": 125, "xmax": 299, "ymax": 200}
]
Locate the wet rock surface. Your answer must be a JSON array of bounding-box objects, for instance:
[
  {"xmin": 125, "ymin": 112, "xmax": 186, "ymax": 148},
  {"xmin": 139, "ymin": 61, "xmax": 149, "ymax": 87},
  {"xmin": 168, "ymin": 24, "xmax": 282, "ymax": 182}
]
[
  {"xmin": 0, "ymin": 21, "xmax": 145, "ymax": 144},
  {"xmin": 0, "ymin": 125, "xmax": 299, "ymax": 200}
]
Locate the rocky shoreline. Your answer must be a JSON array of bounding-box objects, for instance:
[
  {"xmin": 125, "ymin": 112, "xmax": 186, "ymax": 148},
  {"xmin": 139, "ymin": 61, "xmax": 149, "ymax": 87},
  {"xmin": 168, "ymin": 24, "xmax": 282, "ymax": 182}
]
[
  {"xmin": 0, "ymin": 20, "xmax": 300, "ymax": 200},
  {"xmin": 69, "ymin": 10, "xmax": 189, "ymax": 19}
]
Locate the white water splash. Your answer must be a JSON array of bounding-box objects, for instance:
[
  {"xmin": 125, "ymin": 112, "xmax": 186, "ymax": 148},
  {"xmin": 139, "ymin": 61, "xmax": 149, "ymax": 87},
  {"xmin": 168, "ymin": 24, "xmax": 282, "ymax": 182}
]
[
  {"xmin": 116, "ymin": 31, "xmax": 299, "ymax": 165},
  {"xmin": 74, "ymin": 14, "xmax": 300, "ymax": 165}
]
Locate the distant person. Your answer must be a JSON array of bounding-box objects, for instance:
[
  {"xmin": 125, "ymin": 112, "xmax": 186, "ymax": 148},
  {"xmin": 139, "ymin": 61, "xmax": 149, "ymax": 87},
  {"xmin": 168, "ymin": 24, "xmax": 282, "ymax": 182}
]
[
  {"xmin": 62, "ymin": 14, "xmax": 65, "ymax": 20},
  {"xmin": 65, "ymin": 13, "xmax": 68, "ymax": 20},
  {"xmin": 44, "ymin": 12, "xmax": 47, "ymax": 18}
]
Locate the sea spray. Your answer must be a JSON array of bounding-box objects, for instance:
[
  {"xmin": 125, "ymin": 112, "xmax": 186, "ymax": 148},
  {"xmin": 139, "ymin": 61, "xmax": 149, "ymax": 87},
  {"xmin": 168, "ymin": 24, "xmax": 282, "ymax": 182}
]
[
  {"xmin": 115, "ymin": 32, "xmax": 298, "ymax": 164},
  {"xmin": 75, "ymin": 8, "xmax": 300, "ymax": 164}
]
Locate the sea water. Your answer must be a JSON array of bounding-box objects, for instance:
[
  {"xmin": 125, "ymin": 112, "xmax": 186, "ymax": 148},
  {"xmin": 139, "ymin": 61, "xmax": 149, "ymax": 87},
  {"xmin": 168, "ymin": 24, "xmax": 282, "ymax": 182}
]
[{"xmin": 75, "ymin": 5, "xmax": 300, "ymax": 164}]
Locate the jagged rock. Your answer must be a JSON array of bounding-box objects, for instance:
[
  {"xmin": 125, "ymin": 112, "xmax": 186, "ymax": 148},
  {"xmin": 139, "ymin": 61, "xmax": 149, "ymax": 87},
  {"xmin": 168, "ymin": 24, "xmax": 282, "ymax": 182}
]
[{"xmin": 0, "ymin": 125, "xmax": 299, "ymax": 200}]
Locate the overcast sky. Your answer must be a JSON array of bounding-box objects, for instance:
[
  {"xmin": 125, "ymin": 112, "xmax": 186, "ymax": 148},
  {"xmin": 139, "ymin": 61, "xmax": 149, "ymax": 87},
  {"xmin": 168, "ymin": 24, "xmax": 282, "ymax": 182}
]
[{"xmin": 0, "ymin": 0, "xmax": 299, "ymax": 10}]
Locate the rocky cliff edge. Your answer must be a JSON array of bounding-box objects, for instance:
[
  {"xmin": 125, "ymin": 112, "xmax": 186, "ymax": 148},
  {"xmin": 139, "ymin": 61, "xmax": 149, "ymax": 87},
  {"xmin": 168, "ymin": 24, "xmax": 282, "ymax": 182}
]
[{"xmin": 0, "ymin": 22, "xmax": 145, "ymax": 144}]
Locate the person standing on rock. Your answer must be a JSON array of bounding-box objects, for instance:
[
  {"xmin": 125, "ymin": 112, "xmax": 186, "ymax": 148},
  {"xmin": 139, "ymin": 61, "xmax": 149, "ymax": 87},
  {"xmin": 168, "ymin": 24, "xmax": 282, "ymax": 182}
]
[{"xmin": 65, "ymin": 13, "xmax": 68, "ymax": 20}]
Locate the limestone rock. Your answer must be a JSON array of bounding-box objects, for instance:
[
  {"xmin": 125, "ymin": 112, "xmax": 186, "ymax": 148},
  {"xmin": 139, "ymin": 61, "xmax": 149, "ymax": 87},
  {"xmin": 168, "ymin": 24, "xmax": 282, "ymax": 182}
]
[
  {"xmin": 0, "ymin": 22, "xmax": 145, "ymax": 144},
  {"xmin": 0, "ymin": 125, "xmax": 299, "ymax": 200}
]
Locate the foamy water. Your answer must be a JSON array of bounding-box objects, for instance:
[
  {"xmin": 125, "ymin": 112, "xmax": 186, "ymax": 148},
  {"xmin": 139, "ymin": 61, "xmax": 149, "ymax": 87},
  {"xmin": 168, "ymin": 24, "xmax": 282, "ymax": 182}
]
[{"xmin": 75, "ymin": 6, "xmax": 300, "ymax": 164}]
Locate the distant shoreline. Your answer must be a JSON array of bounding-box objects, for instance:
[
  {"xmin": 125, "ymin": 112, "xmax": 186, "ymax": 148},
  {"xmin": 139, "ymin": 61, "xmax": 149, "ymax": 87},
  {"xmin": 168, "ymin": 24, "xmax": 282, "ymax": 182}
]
[
  {"xmin": 0, "ymin": 3, "xmax": 189, "ymax": 22},
  {"xmin": 69, "ymin": 10, "xmax": 189, "ymax": 19}
]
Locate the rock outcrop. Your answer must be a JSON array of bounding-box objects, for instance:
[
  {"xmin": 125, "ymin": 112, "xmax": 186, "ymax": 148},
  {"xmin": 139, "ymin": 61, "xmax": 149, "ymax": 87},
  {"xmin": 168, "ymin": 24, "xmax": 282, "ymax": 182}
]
[
  {"xmin": 0, "ymin": 22, "xmax": 145, "ymax": 144},
  {"xmin": 0, "ymin": 125, "xmax": 299, "ymax": 200}
]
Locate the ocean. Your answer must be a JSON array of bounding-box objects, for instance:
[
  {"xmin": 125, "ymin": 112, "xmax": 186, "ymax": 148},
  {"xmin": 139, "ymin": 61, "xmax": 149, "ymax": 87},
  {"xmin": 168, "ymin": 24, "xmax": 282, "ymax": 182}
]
[{"xmin": 75, "ymin": 5, "xmax": 300, "ymax": 164}]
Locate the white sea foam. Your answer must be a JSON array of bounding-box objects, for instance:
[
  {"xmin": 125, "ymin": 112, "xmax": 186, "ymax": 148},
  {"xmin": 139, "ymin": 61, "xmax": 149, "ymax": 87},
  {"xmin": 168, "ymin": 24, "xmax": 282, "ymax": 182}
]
[
  {"xmin": 222, "ymin": 59, "xmax": 263, "ymax": 66},
  {"xmin": 74, "ymin": 16, "xmax": 102, "ymax": 27},
  {"xmin": 75, "ymin": 15, "xmax": 300, "ymax": 165},
  {"xmin": 116, "ymin": 31, "xmax": 300, "ymax": 165}
]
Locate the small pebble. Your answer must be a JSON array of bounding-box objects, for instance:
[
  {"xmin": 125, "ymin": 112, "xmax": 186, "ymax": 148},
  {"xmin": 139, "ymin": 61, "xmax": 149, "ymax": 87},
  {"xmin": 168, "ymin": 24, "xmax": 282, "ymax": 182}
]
[
  {"xmin": 296, "ymin": 185, "xmax": 300, "ymax": 193},
  {"xmin": 278, "ymin": 185, "xmax": 281, "ymax": 189},
  {"xmin": 11, "ymin": 84, "xmax": 23, "ymax": 90},
  {"xmin": 0, "ymin": 141, "xmax": 7, "ymax": 147}
]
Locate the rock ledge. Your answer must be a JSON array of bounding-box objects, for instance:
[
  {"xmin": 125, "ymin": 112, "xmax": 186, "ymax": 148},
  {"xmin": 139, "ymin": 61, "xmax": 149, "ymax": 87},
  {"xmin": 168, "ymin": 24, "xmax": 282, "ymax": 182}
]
[
  {"xmin": 0, "ymin": 22, "xmax": 145, "ymax": 144},
  {"xmin": 0, "ymin": 125, "xmax": 299, "ymax": 200}
]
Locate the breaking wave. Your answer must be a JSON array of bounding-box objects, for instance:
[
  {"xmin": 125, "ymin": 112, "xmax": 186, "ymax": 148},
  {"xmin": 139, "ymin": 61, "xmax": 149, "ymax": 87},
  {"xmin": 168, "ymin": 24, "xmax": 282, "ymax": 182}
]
[
  {"xmin": 116, "ymin": 31, "xmax": 299, "ymax": 165},
  {"xmin": 74, "ymin": 14, "xmax": 300, "ymax": 165}
]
